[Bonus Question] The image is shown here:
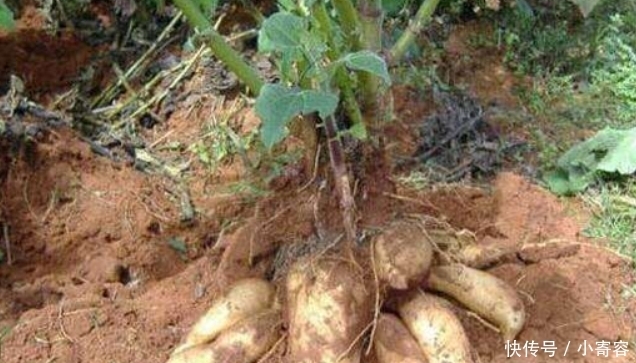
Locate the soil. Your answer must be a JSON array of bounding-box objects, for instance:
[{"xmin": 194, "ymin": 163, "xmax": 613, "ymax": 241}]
[{"xmin": 0, "ymin": 8, "xmax": 635, "ymax": 363}]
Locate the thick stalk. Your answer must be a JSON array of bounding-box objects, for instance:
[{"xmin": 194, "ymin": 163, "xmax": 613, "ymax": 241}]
[
  {"xmin": 358, "ymin": 0, "xmax": 387, "ymax": 130},
  {"xmin": 324, "ymin": 115, "xmax": 357, "ymax": 245},
  {"xmin": 314, "ymin": 1, "xmax": 361, "ymax": 243},
  {"xmin": 357, "ymin": 0, "xmax": 383, "ymax": 58},
  {"xmin": 337, "ymin": 75, "xmax": 366, "ymax": 138},
  {"xmin": 388, "ymin": 0, "xmax": 441, "ymax": 65},
  {"xmin": 331, "ymin": 0, "xmax": 362, "ymax": 50},
  {"xmin": 173, "ymin": 0, "xmax": 264, "ymax": 94}
]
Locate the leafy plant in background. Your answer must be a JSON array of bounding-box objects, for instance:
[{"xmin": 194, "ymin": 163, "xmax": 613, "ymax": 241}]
[
  {"xmin": 498, "ymin": 1, "xmax": 586, "ymax": 75},
  {"xmin": 588, "ymin": 14, "xmax": 636, "ymax": 125},
  {"xmin": 0, "ymin": 0, "xmax": 15, "ymax": 30},
  {"xmin": 544, "ymin": 127, "xmax": 636, "ymax": 195}
]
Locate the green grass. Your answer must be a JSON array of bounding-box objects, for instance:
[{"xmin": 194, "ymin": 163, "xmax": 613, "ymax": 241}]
[
  {"xmin": 583, "ymin": 181, "xmax": 636, "ymax": 262},
  {"xmin": 499, "ymin": 1, "xmax": 636, "ymax": 129}
]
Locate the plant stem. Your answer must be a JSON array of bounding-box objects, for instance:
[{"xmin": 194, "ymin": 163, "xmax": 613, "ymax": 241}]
[
  {"xmin": 358, "ymin": 0, "xmax": 384, "ymax": 54},
  {"xmin": 357, "ymin": 0, "xmax": 384, "ymax": 128},
  {"xmin": 388, "ymin": 0, "xmax": 441, "ymax": 65},
  {"xmin": 173, "ymin": 0, "xmax": 264, "ymax": 94},
  {"xmin": 331, "ymin": 0, "xmax": 362, "ymax": 50},
  {"xmin": 313, "ymin": 1, "xmax": 366, "ymax": 136},
  {"xmin": 314, "ymin": 1, "xmax": 361, "ymax": 242},
  {"xmin": 337, "ymin": 76, "xmax": 366, "ymax": 137},
  {"xmin": 312, "ymin": 0, "xmax": 335, "ymax": 46},
  {"xmin": 323, "ymin": 115, "xmax": 357, "ymax": 245}
]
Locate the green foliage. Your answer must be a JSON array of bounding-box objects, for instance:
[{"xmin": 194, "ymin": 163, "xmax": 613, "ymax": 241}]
[
  {"xmin": 254, "ymin": 4, "xmax": 391, "ymax": 149},
  {"xmin": 583, "ymin": 181, "xmax": 636, "ymax": 262},
  {"xmin": 255, "ymin": 84, "xmax": 339, "ymax": 148},
  {"xmin": 339, "ymin": 50, "xmax": 391, "ymax": 84},
  {"xmin": 0, "ymin": 0, "xmax": 15, "ymax": 30},
  {"xmin": 513, "ymin": 10, "xmax": 636, "ymax": 134},
  {"xmin": 499, "ymin": 0, "xmax": 635, "ymax": 78},
  {"xmin": 587, "ymin": 14, "xmax": 636, "ymax": 125},
  {"xmin": 528, "ymin": 127, "xmax": 561, "ymax": 171},
  {"xmin": 189, "ymin": 124, "xmax": 255, "ymax": 169},
  {"xmin": 499, "ymin": 2, "xmax": 584, "ymax": 75},
  {"xmin": 258, "ymin": 13, "xmax": 307, "ymax": 54},
  {"xmin": 257, "ymin": 12, "xmax": 326, "ymax": 84},
  {"xmin": 544, "ymin": 127, "xmax": 636, "ymax": 195}
]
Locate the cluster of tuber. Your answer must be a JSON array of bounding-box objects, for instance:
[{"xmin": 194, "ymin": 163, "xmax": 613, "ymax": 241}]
[{"xmin": 168, "ymin": 220, "xmax": 526, "ymax": 363}]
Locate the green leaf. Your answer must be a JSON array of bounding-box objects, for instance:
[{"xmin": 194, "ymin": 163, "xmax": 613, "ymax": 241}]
[
  {"xmin": 544, "ymin": 168, "xmax": 594, "ymax": 196},
  {"xmin": 341, "ymin": 51, "xmax": 392, "ymax": 85},
  {"xmin": 544, "ymin": 169, "xmax": 574, "ymax": 195},
  {"xmin": 0, "ymin": 1, "xmax": 15, "ymax": 31},
  {"xmin": 255, "ymin": 84, "xmax": 339, "ymax": 149},
  {"xmin": 596, "ymin": 128, "xmax": 636, "ymax": 174},
  {"xmin": 258, "ymin": 13, "xmax": 306, "ymax": 53},
  {"xmin": 557, "ymin": 128, "xmax": 629, "ymax": 170},
  {"xmin": 568, "ymin": 0, "xmax": 602, "ymax": 17},
  {"xmin": 545, "ymin": 127, "xmax": 636, "ymax": 195}
]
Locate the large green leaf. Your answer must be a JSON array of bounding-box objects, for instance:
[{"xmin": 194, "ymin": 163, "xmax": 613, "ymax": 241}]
[
  {"xmin": 544, "ymin": 167, "xmax": 594, "ymax": 195},
  {"xmin": 568, "ymin": 0, "xmax": 602, "ymax": 17},
  {"xmin": 0, "ymin": 1, "xmax": 15, "ymax": 31},
  {"xmin": 341, "ymin": 51, "xmax": 392, "ymax": 85},
  {"xmin": 258, "ymin": 12, "xmax": 326, "ymax": 83},
  {"xmin": 558, "ymin": 128, "xmax": 625, "ymax": 170},
  {"xmin": 255, "ymin": 84, "xmax": 339, "ymax": 149},
  {"xmin": 545, "ymin": 127, "xmax": 636, "ymax": 195},
  {"xmin": 596, "ymin": 128, "xmax": 636, "ymax": 174},
  {"xmin": 258, "ymin": 13, "xmax": 306, "ymax": 53}
]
